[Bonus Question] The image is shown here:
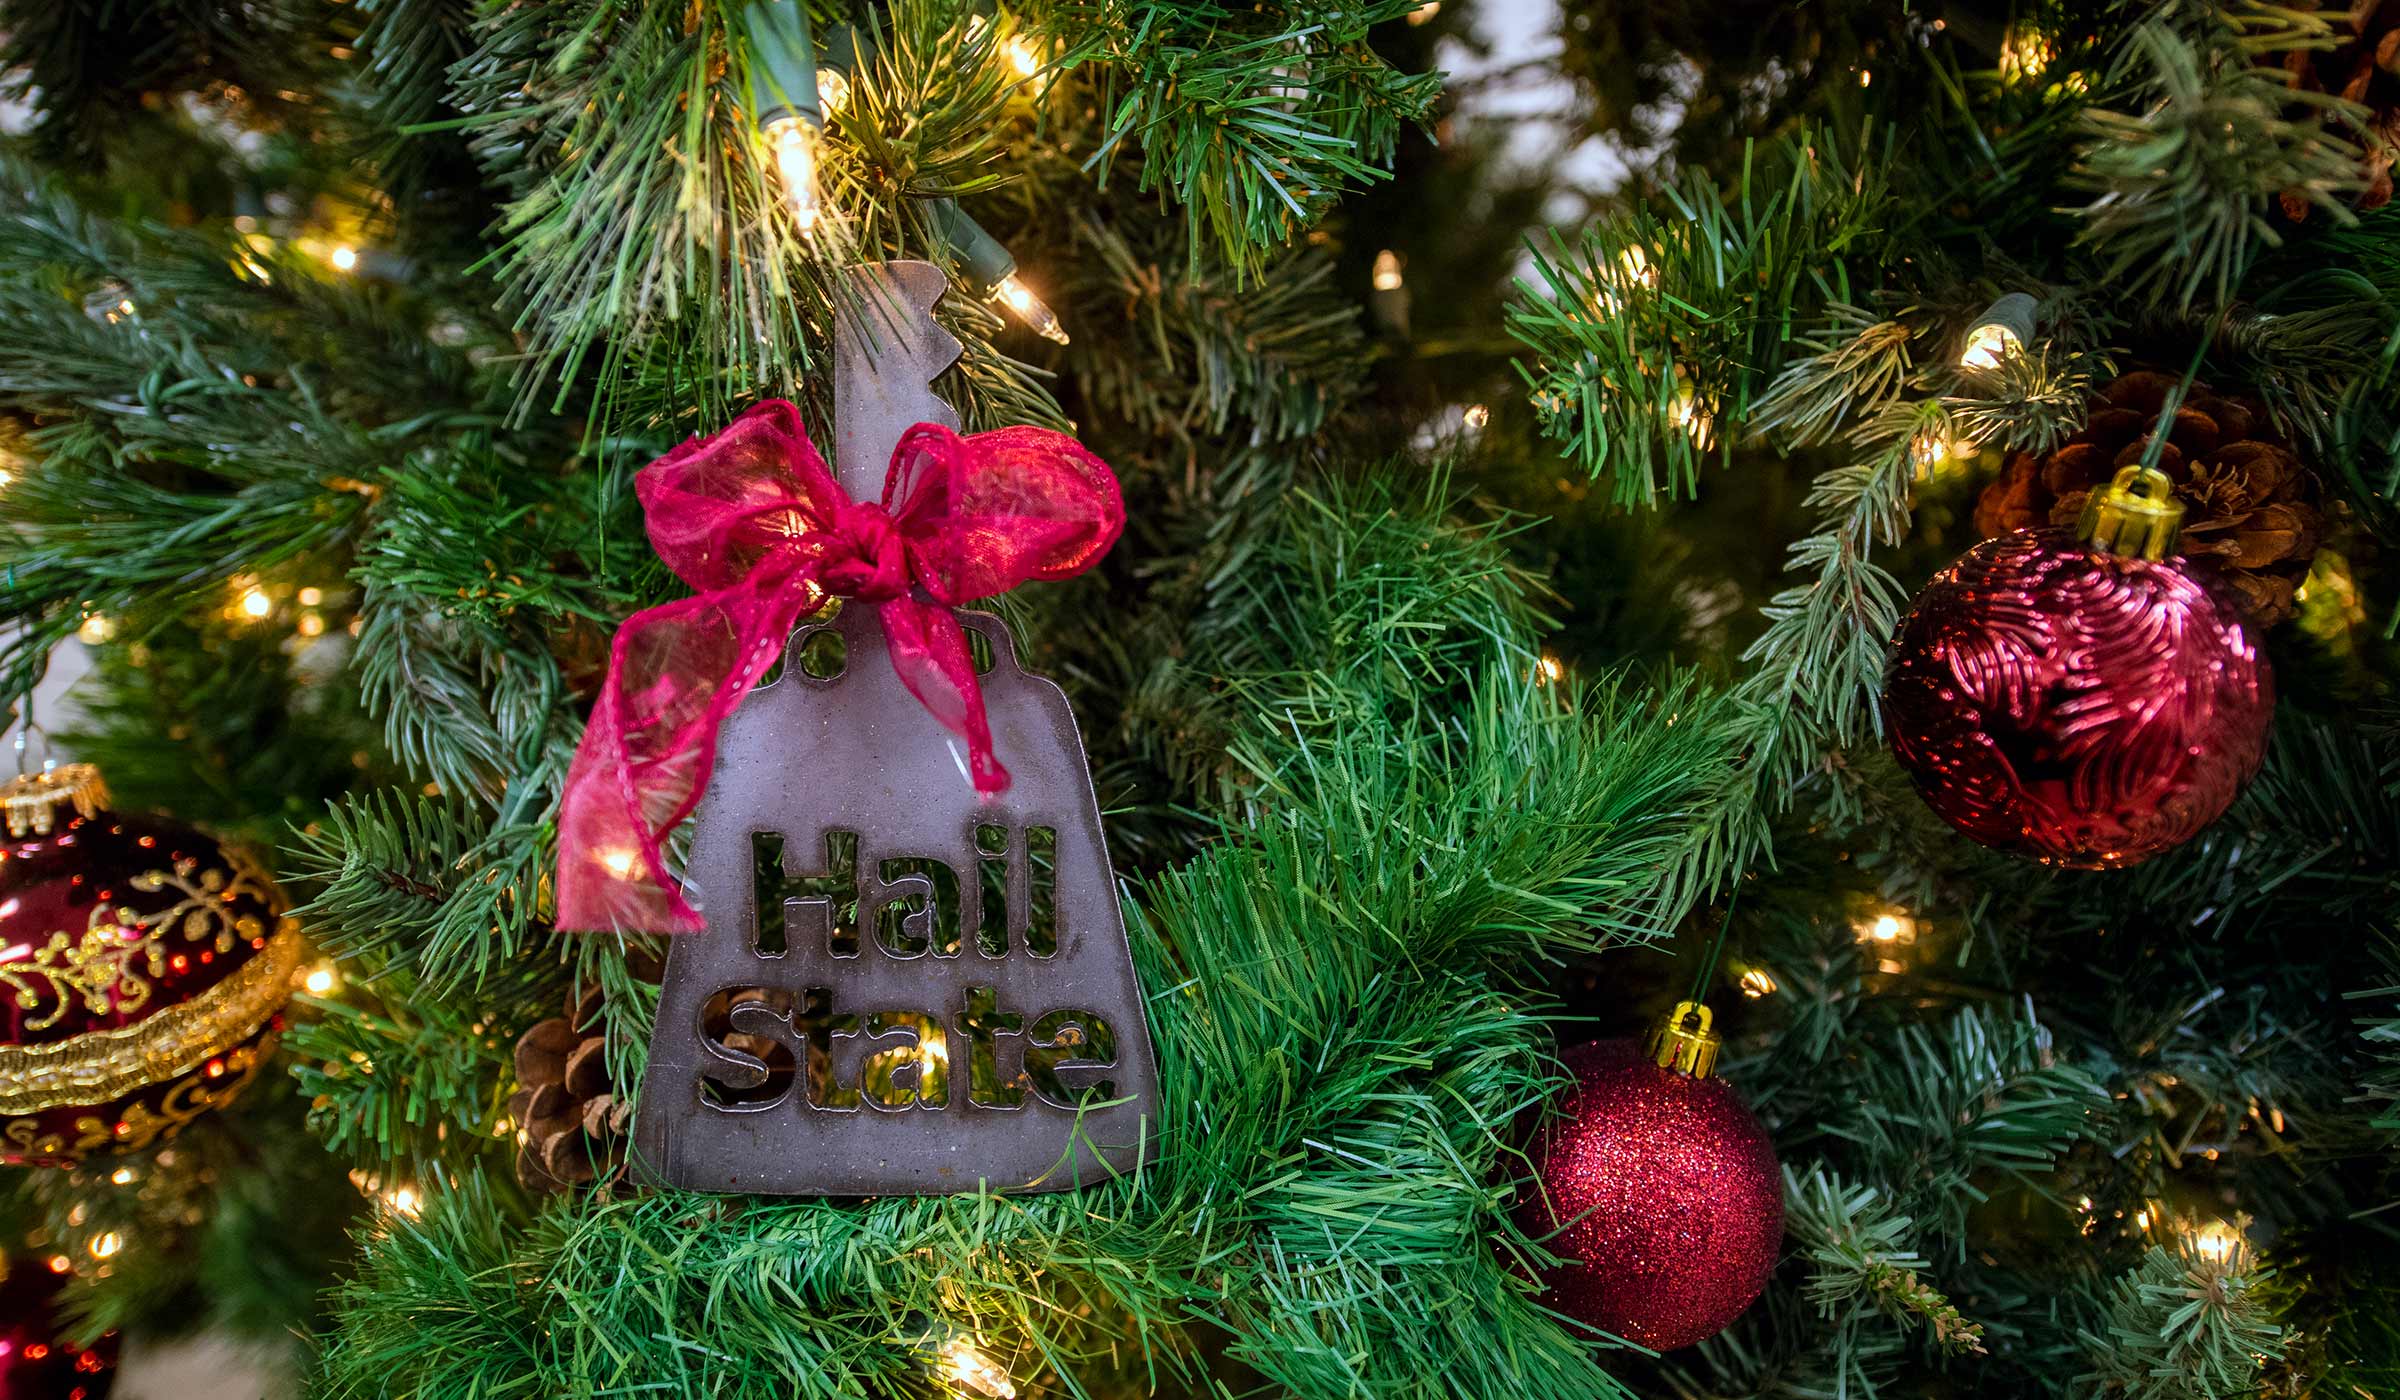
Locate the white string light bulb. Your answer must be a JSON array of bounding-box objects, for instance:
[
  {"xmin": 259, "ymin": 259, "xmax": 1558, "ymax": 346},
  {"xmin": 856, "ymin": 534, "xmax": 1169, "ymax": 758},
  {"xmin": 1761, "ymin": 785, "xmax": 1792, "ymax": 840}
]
[
  {"xmin": 766, "ymin": 116, "xmax": 826, "ymax": 238},
  {"xmin": 1959, "ymin": 322, "xmax": 2019, "ymax": 371},
  {"xmin": 1959, "ymin": 293, "xmax": 2038, "ymax": 371},
  {"xmin": 937, "ymin": 1338, "xmax": 1017, "ymax": 1399},
  {"xmin": 992, "ymin": 273, "xmax": 1068, "ymax": 345}
]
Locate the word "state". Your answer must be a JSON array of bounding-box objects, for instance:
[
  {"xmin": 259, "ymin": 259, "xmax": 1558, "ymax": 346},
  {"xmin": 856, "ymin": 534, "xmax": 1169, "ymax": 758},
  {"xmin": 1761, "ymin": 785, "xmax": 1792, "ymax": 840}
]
[{"xmin": 694, "ymin": 826, "xmax": 1121, "ymax": 1114}]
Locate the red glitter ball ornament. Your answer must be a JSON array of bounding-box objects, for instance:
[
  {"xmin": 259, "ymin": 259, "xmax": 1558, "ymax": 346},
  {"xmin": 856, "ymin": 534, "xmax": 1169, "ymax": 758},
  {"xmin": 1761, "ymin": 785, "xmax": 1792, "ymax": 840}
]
[
  {"xmin": 1512, "ymin": 1015, "xmax": 1783, "ymax": 1351},
  {"xmin": 0, "ymin": 1256, "xmax": 119, "ymax": 1400},
  {"xmin": 1884, "ymin": 522, "xmax": 2273, "ymax": 868},
  {"xmin": 0, "ymin": 766, "xmax": 300, "ymax": 1168}
]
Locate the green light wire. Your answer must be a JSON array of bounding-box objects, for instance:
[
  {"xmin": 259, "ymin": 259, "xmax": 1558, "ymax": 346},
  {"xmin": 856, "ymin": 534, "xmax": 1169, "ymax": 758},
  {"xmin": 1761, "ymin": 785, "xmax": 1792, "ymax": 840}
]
[{"xmin": 1682, "ymin": 876, "xmax": 1743, "ymax": 1007}]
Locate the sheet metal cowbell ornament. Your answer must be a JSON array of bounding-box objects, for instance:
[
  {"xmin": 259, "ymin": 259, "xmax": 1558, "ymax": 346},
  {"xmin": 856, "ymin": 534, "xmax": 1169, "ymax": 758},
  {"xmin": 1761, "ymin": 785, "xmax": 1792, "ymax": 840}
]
[{"xmin": 633, "ymin": 262, "xmax": 1160, "ymax": 1195}]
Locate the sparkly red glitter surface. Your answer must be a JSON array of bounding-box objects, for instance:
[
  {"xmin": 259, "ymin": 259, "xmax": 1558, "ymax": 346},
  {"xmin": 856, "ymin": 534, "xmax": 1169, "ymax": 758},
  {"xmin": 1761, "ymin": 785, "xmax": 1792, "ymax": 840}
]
[
  {"xmin": 0, "ymin": 1261, "xmax": 118, "ymax": 1400},
  {"xmin": 1884, "ymin": 529, "xmax": 2273, "ymax": 868},
  {"xmin": 1513, "ymin": 1040, "xmax": 1782, "ymax": 1351}
]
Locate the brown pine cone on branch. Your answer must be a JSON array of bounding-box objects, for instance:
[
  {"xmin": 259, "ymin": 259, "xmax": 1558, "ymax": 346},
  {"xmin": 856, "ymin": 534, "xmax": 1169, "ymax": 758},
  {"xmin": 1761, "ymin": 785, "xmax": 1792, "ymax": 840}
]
[
  {"xmin": 2279, "ymin": 0, "xmax": 2400, "ymax": 217},
  {"xmin": 1975, "ymin": 369, "xmax": 2326, "ymax": 625},
  {"xmin": 510, "ymin": 985, "xmax": 629, "ymax": 1193}
]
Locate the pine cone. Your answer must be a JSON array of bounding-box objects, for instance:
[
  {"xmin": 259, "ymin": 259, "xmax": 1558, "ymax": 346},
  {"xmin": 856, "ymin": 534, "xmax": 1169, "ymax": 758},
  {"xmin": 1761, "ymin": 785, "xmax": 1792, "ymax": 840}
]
[
  {"xmin": 509, "ymin": 985, "xmax": 629, "ymax": 1193},
  {"xmin": 2278, "ymin": 0, "xmax": 2400, "ymax": 217},
  {"xmin": 1974, "ymin": 369, "xmax": 2326, "ymax": 626},
  {"xmin": 552, "ymin": 614, "xmax": 617, "ymax": 703}
]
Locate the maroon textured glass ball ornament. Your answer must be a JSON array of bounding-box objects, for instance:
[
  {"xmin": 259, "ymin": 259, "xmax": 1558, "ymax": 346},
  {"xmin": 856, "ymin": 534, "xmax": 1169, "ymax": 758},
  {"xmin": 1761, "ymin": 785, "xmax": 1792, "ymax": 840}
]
[
  {"xmin": 1885, "ymin": 472, "xmax": 2273, "ymax": 868},
  {"xmin": 1512, "ymin": 1004, "xmax": 1783, "ymax": 1351},
  {"xmin": 0, "ymin": 766, "xmax": 301, "ymax": 1168}
]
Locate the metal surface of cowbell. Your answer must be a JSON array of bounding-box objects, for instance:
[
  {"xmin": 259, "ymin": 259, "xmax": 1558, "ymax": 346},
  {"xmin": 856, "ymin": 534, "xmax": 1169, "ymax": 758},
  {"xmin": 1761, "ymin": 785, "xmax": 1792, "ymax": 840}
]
[{"xmin": 633, "ymin": 262, "xmax": 1159, "ymax": 1194}]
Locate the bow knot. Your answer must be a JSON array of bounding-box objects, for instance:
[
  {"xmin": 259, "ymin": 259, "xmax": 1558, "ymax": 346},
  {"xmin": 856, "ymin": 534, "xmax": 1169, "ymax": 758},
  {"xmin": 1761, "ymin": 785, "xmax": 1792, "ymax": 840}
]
[
  {"xmin": 555, "ymin": 400, "xmax": 1123, "ymax": 933},
  {"xmin": 823, "ymin": 498, "xmax": 910, "ymax": 601}
]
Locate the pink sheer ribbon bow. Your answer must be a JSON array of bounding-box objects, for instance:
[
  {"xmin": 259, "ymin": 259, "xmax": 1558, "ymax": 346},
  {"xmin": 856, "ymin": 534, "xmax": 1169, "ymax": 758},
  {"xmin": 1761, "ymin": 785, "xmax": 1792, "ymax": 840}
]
[{"xmin": 555, "ymin": 400, "xmax": 1123, "ymax": 933}]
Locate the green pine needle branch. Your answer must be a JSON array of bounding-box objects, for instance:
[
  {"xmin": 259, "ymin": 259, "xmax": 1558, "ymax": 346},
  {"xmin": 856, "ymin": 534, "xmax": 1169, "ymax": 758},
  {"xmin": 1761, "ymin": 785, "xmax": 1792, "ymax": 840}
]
[
  {"xmin": 1506, "ymin": 129, "xmax": 1897, "ymax": 506},
  {"xmin": 2068, "ymin": 11, "xmax": 2369, "ymax": 311},
  {"xmin": 2078, "ymin": 1226, "xmax": 2285, "ymax": 1400},
  {"xmin": 1055, "ymin": 1, "xmax": 1442, "ymax": 283},
  {"xmin": 1787, "ymin": 1166, "xmax": 1989, "ymax": 1357}
]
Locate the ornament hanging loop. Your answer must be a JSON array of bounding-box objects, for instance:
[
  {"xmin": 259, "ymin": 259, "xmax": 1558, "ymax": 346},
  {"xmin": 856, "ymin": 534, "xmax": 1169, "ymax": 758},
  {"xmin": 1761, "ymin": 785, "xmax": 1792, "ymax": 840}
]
[
  {"xmin": 2079, "ymin": 464, "xmax": 2184, "ymax": 561},
  {"xmin": 10, "ymin": 714, "xmax": 48, "ymax": 777},
  {"xmin": 1644, "ymin": 999, "xmax": 1721, "ymax": 1078}
]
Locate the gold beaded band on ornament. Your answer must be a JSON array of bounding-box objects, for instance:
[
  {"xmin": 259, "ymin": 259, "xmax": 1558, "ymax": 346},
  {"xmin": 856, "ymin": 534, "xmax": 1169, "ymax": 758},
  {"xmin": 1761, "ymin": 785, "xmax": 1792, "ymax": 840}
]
[{"xmin": 0, "ymin": 920, "xmax": 304, "ymax": 1114}]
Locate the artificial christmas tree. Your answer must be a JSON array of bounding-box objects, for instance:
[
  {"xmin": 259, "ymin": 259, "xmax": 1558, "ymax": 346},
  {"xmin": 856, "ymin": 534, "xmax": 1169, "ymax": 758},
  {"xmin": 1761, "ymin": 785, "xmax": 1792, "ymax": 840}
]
[{"xmin": 2, "ymin": 1, "xmax": 2396, "ymax": 1398}]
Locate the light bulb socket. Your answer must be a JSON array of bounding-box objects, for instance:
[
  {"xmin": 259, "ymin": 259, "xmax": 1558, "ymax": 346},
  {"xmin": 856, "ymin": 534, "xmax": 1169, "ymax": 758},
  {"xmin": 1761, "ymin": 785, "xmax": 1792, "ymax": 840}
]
[
  {"xmin": 1643, "ymin": 999, "xmax": 1720, "ymax": 1078},
  {"xmin": 929, "ymin": 198, "xmax": 1017, "ymax": 289},
  {"xmin": 742, "ymin": 0, "xmax": 823, "ymax": 129},
  {"xmin": 2079, "ymin": 464, "xmax": 2184, "ymax": 560},
  {"xmin": 818, "ymin": 21, "xmax": 862, "ymax": 74},
  {"xmin": 1960, "ymin": 292, "xmax": 2038, "ymax": 369}
]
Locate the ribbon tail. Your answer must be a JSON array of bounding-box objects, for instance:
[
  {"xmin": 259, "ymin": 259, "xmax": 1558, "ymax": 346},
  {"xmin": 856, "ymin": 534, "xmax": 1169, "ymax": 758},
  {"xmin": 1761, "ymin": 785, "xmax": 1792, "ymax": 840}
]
[
  {"xmin": 556, "ymin": 564, "xmax": 816, "ymax": 932},
  {"xmin": 876, "ymin": 597, "xmax": 1010, "ymax": 795}
]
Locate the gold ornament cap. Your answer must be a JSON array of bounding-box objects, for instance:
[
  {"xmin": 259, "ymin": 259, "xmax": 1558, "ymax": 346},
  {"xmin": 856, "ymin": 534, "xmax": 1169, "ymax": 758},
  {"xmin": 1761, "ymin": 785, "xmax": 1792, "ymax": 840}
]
[
  {"xmin": 3, "ymin": 763, "xmax": 110, "ymax": 837},
  {"xmin": 1643, "ymin": 999, "xmax": 1720, "ymax": 1078},
  {"xmin": 2078, "ymin": 464, "xmax": 2184, "ymax": 561}
]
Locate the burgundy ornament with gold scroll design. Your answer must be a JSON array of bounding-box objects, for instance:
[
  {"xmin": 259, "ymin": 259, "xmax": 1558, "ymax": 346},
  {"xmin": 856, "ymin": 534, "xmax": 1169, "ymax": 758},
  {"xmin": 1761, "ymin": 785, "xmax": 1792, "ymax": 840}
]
[{"xmin": 0, "ymin": 767, "xmax": 300, "ymax": 1167}]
